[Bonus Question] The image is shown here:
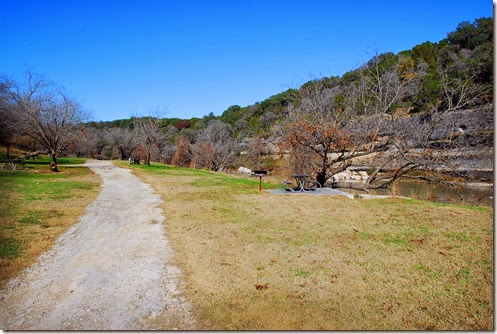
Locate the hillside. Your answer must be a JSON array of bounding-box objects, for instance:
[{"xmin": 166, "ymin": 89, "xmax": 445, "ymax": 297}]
[
  {"xmin": 87, "ymin": 17, "xmax": 492, "ymax": 143},
  {"xmin": 219, "ymin": 17, "xmax": 492, "ymax": 139}
]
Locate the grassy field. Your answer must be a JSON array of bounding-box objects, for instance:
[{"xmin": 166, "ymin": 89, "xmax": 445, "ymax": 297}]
[
  {"xmin": 117, "ymin": 161, "xmax": 493, "ymax": 330},
  {"xmin": 0, "ymin": 155, "xmax": 101, "ymax": 285}
]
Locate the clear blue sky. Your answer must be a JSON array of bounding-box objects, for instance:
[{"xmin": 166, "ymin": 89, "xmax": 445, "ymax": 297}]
[{"xmin": 1, "ymin": 0, "xmax": 492, "ymax": 121}]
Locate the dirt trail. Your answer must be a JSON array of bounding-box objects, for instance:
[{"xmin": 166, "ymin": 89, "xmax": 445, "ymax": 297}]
[{"xmin": 0, "ymin": 160, "xmax": 195, "ymax": 330}]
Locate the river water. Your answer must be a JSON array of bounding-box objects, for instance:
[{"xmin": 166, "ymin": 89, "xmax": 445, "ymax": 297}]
[{"xmin": 340, "ymin": 179, "xmax": 494, "ymax": 207}]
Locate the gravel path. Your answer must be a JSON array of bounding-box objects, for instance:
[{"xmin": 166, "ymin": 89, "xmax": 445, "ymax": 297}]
[{"xmin": 0, "ymin": 160, "xmax": 195, "ymax": 330}]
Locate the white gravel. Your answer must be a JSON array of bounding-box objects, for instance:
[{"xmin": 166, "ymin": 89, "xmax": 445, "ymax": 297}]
[{"xmin": 0, "ymin": 160, "xmax": 195, "ymax": 330}]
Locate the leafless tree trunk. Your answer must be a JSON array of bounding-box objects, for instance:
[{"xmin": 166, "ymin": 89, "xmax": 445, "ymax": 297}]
[
  {"xmin": 283, "ymin": 79, "xmax": 377, "ymax": 185},
  {"xmin": 106, "ymin": 127, "xmax": 137, "ymax": 160},
  {"xmin": 247, "ymin": 136, "xmax": 271, "ymax": 170},
  {"xmin": 283, "ymin": 51, "xmax": 490, "ymax": 190},
  {"xmin": 2, "ymin": 72, "xmax": 87, "ymax": 171},
  {"xmin": 156, "ymin": 126, "xmax": 177, "ymax": 164},
  {"xmin": 193, "ymin": 120, "xmax": 235, "ymax": 171},
  {"xmin": 73, "ymin": 127, "xmax": 107, "ymax": 158},
  {"xmin": 339, "ymin": 55, "xmax": 491, "ymax": 191},
  {"xmin": 134, "ymin": 115, "xmax": 162, "ymax": 166}
]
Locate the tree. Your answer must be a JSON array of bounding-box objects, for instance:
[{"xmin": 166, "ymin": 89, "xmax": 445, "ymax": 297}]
[
  {"xmin": 2, "ymin": 72, "xmax": 87, "ymax": 171},
  {"xmin": 447, "ymin": 18, "xmax": 493, "ymax": 51},
  {"xmin": 72, "ymin": 127, "xmax": 107, "ymax": 158},
  {"xmin": 156, "ymin": 126, "xmax": 177, "ymax": 164},
  {"xmin": 171, "ymin": 135, "xmax": 192, "ymax": 167},
  {"xmin": 220, "ymin": 105, "xmax": 242, "ymax": 127},
  {"xmin": 134, "ymin": 116, "xmax": 162, "ymax": 166},
  {"xmin": 283, "ymin": 53, "xmax": 421, "ymax": 187},
  {"xmin": 193, "ymin": 120, "xmax": 234, "ymax": 171},
  {"xmin": 106, "ymin": 127, "xmax": 137, "ymax": 160},
  {"xmin": 284, "ymin": 84, "xmax": 350, "ymax": 185},
  {"xmin": 0, "ymin": 78, "xmax": 17, "ymax": 158},
  {"xmin": 335, "ymin": 54, "xmax": 491, "ymax": 191},
  {"xmin": 287, "ymin": 145, "xmax": 316, "ymax": 176},
  {"xmin": 246, "ymin": 136, "xmax": 271, "ymax": 170}
]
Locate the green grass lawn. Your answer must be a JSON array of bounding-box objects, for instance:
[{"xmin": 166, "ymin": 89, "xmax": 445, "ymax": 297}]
[
  {"xmin": 125, "ymin": 162, "xmax": 278, "ymax": 192},
  {"xmin": 0, "ymin": 158, "xmax": 101, "ymax": 284}
]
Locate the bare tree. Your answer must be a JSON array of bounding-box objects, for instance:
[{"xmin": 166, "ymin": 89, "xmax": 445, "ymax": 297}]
[
  {"xmin": 193, "ymin": 120, "xmax": 235, "ymax": 171},
  {"xmin": 283, "ymin": 51, "xmax": 490, "ymax": 190},
  {"xmin": 335, "ymin": 54, "xmax": 491, "ymax": 191},
  {"xmin": 246, "ymin": 136, "xmax": 271, "ymax": 170},
  {"xmin": 358, "ymin": 60, "xmax": 491, "ymax": 190},
  {"xmin": 156, "ymin": 126, "xmax": 177, "ymax": 164},
  {"xmin": 288, "ymin": 145, "xmax": 316, "ymax": 176},
  {"xmin": 2, "ymin": 72, "xmax": 87, "ymax": 171},
  {"xmin": 192, "ymin": 141, "xmax": 212, "ymax": 169},
  {"xmin": 106, "ymin": 127, "xmax": 137, "ymax": 160},
  {"xmin": 283, "ymin": 80, "xmax": 362, "ymax": 185},
  {"xmin": 134, "ymin": 116, "xmax": 162, "ymax": 166},
  {"xmin": 72, "ymin": 127, "xmax": 107, "ymax": 158}
]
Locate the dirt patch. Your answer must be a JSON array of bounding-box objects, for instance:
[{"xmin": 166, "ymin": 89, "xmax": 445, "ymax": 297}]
[{"xmin": 0, "ymin": 160, "xmax": 195, "ymax": 330}]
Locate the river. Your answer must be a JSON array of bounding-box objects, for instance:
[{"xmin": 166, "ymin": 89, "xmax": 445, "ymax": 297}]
[{"xmin": 339, "ymin": 179, "xmax": 494, "ymax": 206}]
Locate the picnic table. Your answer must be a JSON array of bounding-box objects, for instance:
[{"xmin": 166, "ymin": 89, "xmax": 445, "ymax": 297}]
[
  {"xmin": 292, "ymin": 174, "xmax": 310, "ymax": 192},
  {"xmin": 290, "ymin": 174, "xmax": 322, "ymax": 192},
  {"xmin": 280, "ymin": 174, "xmax": 322, "ymax": 192}
]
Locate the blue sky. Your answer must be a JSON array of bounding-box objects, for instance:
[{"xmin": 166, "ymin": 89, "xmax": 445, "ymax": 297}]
[{"xmin": 1, "ymin": 1, "xmax": 492, "ymax": 121}]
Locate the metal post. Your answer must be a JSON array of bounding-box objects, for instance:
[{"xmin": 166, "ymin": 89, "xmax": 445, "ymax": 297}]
[{"xmin": 259, "ymin": 175, "xmax": 262, "ymax": 192}]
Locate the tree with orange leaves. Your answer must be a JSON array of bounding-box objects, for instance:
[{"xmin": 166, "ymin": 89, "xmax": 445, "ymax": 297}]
[{"xmin": 171, "ymin": 135, "xmax": 192, "ymax": 167}]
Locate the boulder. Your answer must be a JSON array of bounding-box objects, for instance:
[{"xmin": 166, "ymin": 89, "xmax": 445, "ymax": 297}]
[
  {"xmin": 331, "ymin": 170, "xmax": 365, "ymax": 183},
  {"xmin": 332, "ymin": 171, "xmax": 350, "ymax": 182},
  {"xmin": 348, "ymin": 174, "xmax": 362, "ymax": 181},
  {"xmin": 238, "ymin": 166, "xmax": 252, "ymax": 175},
  {"xmin": 358, "ymin": 171, "xmax": 369, "ymax": 180}
]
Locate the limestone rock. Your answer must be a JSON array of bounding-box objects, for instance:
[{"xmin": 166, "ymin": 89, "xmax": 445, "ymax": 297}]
[{"xmin": 238, "ymin": 167, "xmax": 252, "ymax": 175}]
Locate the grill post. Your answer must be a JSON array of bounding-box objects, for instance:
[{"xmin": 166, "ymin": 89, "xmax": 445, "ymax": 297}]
[{"xmin": 253, "ymin": 170, "xmax": 268, "ymax": 192}]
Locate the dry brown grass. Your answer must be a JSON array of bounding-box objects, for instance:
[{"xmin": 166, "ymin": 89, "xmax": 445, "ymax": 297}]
[
  {"xmin": 118, "ymin": 162, "xmax": 494, "ymax": 330},
  {"xmin": 0, "ymin": 162, "xmax": 101, "ymax": 286}
]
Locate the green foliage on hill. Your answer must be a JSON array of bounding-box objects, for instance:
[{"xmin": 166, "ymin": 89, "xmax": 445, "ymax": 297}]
[
  {"xmin": 219, "ymin": 88, "xmax": 299, "ymax": 137},
  {"xmin": 87, "ymin": 118, "xmax": 135, "ymax": 129}
]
